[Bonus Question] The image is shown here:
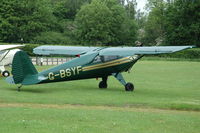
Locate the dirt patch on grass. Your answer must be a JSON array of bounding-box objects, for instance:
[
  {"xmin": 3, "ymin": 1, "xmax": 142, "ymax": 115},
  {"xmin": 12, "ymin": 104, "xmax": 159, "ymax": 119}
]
[{"xmin": 0, "ymin": 103, "xmax": 199, "ymax": 114}]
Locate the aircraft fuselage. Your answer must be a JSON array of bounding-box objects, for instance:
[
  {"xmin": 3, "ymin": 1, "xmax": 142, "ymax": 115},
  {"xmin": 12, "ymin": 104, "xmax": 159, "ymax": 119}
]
[{"xmin": 38, "ymin": 53, "xmax": 140, "ymax": 84}]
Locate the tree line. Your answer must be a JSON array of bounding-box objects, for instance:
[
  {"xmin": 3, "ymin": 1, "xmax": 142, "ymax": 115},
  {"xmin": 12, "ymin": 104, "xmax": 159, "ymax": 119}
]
[{"xmin": 0, "ymin": 0, "xmax": 199, "ymax": 46}]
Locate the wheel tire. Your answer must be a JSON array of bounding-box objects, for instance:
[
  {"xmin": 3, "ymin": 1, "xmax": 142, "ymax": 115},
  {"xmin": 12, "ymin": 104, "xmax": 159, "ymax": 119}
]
[
  {"xmin": 125, "ymin": 82, "xmax": 134, "ymax": 91},
  {"xmin": 2, "ymin": 70, "xmax": 10, "ymax": 77},
  {"xmin": 99, "ymin": 81, "xmax": 107, "ymax": 88}
]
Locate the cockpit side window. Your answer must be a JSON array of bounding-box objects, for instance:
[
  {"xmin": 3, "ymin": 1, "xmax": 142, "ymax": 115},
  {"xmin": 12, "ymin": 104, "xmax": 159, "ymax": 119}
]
[
  {"xmin": 92, "ymin": 55, "xmax": 120, "ymax": 63},
  {"xmin": 102, "ymin": 56, "xmax": 119, "ymax": 62}
]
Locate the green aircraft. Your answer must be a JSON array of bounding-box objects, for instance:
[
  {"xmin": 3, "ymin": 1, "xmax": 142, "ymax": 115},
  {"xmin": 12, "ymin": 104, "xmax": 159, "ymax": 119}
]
[{"xmin": 6, "ymin": 45, "xmax": 194, "ymax": 91}]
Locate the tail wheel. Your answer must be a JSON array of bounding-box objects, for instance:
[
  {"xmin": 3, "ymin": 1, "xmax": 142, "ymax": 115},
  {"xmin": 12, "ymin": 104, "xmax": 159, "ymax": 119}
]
[
  {"xmin": 2, "ymin": 70, "xmax": 10, "ymax": 77},
  {"xmin": 99, "ymin": 81, "xmax": 108, "ymax": 88},
  {"xmin": 125, "ymin": 82, "xmax": 134, "ymax": 91}
]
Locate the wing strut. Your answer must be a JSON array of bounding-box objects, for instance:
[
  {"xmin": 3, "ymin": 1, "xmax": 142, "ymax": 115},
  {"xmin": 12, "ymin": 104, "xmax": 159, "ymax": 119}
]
[{"xmin": 0, "ymin": 50, "xmax": 10, "ymax": 62}]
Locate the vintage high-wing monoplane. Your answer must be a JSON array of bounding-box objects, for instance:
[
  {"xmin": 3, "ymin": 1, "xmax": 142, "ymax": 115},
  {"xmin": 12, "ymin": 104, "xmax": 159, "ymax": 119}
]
[
  {"xmin": 6, "ymin": 45, "xmax": 194, "ymax": 91},
  {"xmin": 0, "ymin": 45, "xmax": 24, "ymax": 77}
]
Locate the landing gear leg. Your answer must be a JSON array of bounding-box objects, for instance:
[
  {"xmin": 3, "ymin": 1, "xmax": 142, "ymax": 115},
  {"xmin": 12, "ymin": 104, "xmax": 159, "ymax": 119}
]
[
  {"xmin": 99, "ymin": 76, "xmax": 108, "ymax": 89},
  {"xmin": 113, "ymin": 73, "xmax": 134, "ymax": 91}
]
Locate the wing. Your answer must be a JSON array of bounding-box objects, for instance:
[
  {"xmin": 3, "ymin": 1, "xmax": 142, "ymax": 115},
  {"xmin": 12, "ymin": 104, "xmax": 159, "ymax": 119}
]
[
  {"xmin": 33, "ymin": 45, "xmax": 194, "ymax": 56},
  {"xmin": 33, "ymin": 45, "xmax": 100, "ymax": 56},
  {"xmin": 99, "ymin": 46, "xmax": 195, "ymax": 56},
  {"xmin": 0, "ymin": 45, "xmax": 24, "ymax": 51}
]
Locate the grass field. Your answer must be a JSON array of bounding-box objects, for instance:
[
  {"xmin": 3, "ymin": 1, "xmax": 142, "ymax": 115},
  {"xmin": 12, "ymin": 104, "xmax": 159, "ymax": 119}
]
[{"xmin": 0, "ymin": 60, "xmax": 200, "ymax": 133}]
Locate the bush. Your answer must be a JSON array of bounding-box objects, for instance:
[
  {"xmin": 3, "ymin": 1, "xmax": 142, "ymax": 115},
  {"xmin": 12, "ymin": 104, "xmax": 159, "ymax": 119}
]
[{"xmin": 30, "ymin": 32, "xmax": 74, "ymax": 45}]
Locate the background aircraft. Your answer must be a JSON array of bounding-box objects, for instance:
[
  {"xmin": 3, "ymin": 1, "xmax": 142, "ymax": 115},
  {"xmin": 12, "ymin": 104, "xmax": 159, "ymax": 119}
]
[
  {"xmin": 0, "ymin": 45, "xmax": 24, "ymax": 77},
  {"xmin": 6, "ymin": 45, "xmax": 194, "ymax": 91}
]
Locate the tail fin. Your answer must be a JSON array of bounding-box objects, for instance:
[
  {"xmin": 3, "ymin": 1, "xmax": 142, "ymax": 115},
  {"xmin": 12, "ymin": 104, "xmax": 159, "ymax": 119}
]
[{"xmin": 11, "ymin": 51, "xmax": 38, "ymax": 84}]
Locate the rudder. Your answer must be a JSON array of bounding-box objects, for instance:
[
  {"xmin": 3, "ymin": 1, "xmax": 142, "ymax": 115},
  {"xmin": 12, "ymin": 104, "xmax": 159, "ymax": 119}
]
[{"xmin": 12, "ymin": 51, "xmax": 38, "ymax": 84}]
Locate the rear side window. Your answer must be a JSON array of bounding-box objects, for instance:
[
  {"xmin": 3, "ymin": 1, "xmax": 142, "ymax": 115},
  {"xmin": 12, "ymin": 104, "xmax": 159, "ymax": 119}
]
[
  {"xmin": 92, "ymin": 55, "xmax": 120, "ymax": 64},
  {"xmin": 101, "ymin": 56, "xmax": 119, "ymax": 62}
]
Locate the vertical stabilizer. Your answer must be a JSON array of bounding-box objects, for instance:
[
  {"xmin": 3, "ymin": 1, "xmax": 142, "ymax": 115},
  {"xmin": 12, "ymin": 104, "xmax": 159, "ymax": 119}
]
[{"xmin": 12, "ymin": 51, "xmax": 38, "ymax": 84}]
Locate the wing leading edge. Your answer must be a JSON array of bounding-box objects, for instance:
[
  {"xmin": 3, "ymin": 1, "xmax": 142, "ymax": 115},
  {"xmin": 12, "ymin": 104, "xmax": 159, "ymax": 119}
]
[
  {"xmin": 0, "ymin": 45, "xmax": 24, "ymax": 51},
  {"xmin": 33, "ymin": 45, "xmax": 100, "ymax": 56},
  {"xmin": 33, "ymin": 45, "xmax": 194, "ymax": 56},
  {"xmin": 99, "ymin": 46, "xmax": 195, "ymax": 56}
]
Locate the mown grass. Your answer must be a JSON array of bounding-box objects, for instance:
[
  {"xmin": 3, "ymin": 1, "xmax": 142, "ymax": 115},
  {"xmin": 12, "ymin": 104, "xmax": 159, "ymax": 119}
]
[
  {"xmin": 0, "ymin": 106, "xmax": 199, "ymax": 133},
  {"xmin": 0, "ymin": 60, "xmax": 199, "ymax": 110},
  {"xmin": 0, "ymin": 60, "xmax": 200, "ymax": 133}
]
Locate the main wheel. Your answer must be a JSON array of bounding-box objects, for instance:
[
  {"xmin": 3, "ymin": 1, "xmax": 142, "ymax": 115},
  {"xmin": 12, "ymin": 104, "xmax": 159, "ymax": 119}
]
[
  {"xmin": 2, "ymin": 70, "xmax": 10, "ymax": 77},
  {"xmin": 125, "ymin": 82, "xmax": 134, "ymax": 91},
  {"xmin": 99, "ymin": 81, "xmax": 107, "ymax": 88}
]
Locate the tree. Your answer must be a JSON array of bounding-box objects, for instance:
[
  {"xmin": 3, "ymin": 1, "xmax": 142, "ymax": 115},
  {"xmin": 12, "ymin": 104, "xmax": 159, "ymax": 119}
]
[
  {"xmin": 75, "ymin": 0, "xmax": 112, "ymax": 45},
  {"xmin": 143, "ymin": 0, "xmax": 166, "ymax": 45},
  {"xmin": 164, "ymin": 0, "xmax": 200, "ymax": 46},
  {"xmin": 31, "ymin": 31, "xmax": 73, "ymax": 44},
  {"xmin": 0, "ymin": 0, "xmax": 57, "ymax": 43},
  {"xmin": 52, "ymin": 0, "xmax": 92, "ymax": 20},
  {"xmin": 125, "ymin": 0, "xmax": 137, "ymax": 19},
  {"xmin": 135, "ymin": 9, "xmax": 147, "ymax": 42},
  {"xmin": 75, "ymin": 0, "xmax": 137, "ymax": 45}
]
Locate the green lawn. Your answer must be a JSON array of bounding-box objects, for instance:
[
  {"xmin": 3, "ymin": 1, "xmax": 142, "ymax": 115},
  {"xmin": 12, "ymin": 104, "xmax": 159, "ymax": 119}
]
[
  {"xmin": 0, "ymin": 106, "xmax": 199, "ymax": 133},
  {"xmin": 0, "ymin": 60, "xmax": 200, "ymax": 133}
]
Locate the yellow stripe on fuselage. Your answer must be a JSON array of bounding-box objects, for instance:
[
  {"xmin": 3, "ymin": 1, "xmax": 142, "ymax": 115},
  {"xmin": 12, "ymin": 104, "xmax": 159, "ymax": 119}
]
[
  {"xmin": 82, "ymin": 57, "xmax": 132, "ymax": 71},
  {"xmin": 84, "ymin": 56, "xmax": 130, "ymax": 69},
  {"xmin": 82, "ymin": 60, "xmax": 131, "ymax": 71}
]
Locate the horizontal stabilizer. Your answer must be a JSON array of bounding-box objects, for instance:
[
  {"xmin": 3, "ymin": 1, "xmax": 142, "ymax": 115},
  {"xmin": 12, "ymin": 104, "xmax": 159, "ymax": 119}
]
[
  {"xmin": 6, "ymin": 77, "xmax": 15, "ymax": 84},
  {"xmin": 21, "ymin": 74, "xmax": 47, "ymax": 85}
]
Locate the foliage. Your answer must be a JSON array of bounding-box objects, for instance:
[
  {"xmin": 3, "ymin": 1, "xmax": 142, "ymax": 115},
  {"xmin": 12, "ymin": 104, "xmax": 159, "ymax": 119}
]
[
  {"xmin": 142, "ymin": 0, "xmax": 200, "ymax": 47},
  {"xmin": 0, "ymin": 0, "xmax": 57, "ymax": 43},
  {"xmin": 75, "ymin": 0, "xmax": 137, "ymax": 45},
  {"xmin": 0, "ymin": 0, "xmax": 199, "ymax": 48},
  {"xmin": 75, "ymin": 0, "xmax": 113, "ymax": 45},
  {"xmin": 31, "ymin": 31, "xmax": 74, "ymax": 45},
  {"xmin": 22, "ymin": 43, "xmax": 40, "ymax": 56},
  {"xmin": 0, "ymin": 0, "xmax": 137, "ymax": 46},
  {"xmin": 143, "ymin": 0, "xmax": 166, "ymax": 45},
  {"xmin": 52, "ymin": 0, "xmax": 92, "ymax": 20},
  {"xmin": 125, "ymin": 0, "xmax": 137, "ymax": 19},
  {"xmin": 164, "ymin": 0, "xmax": 200, "ymax": 46}
]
